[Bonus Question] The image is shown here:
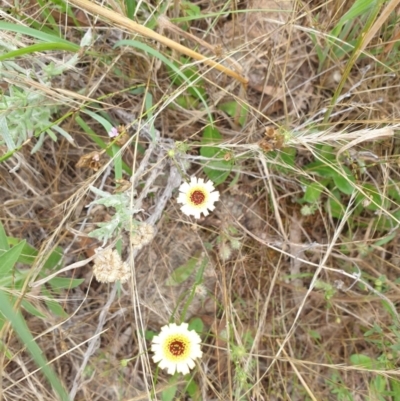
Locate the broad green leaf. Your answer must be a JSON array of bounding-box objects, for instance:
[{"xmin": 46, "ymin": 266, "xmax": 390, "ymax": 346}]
[
  {"xmin": 326, "ymin": 190, "xmax": 344, "ymax": 218},
  {"xmin": 0, "ymin": 241, "xmax": 26, "ymax": 277},
  {"xmin": 305, "ymin": 161, "xmax": 337, "ymax": 178},
  {"xmin": 201, "ymin": 126, "xmax": 233, "ymax": 185},
  {"xmin": 280, "ymin": 147, "xmax": 296, "ymax": 167},
  {"xmin": 201, "ymin": 126, "xmax": 223, "ymax": 158},
  {"xmin": 161, "ymin": 382, "xmax": 178, "ymax": 401},
  {"xmin": 174, "ymin": 94, "xmax": 199, "ymax": 109},
  {"xmin": 185, "ymin": 376, "xmax": 200, "ymax": 399},
  {"xmin": 217, "ymin": 101, "xmax": 248, "ymax": 126},
  {"xmin": 189, "ymin": 317, "xmax": 204, "ymax": 333},
  {"xmin": 203, "ymin": 161, "xmax": 231, "ymax": 186},
  {"xmin": 165, "ymin": 256, "xmax": 199, "ymax": 286},
  {"xmin": 0, "ymin": 115, "xmax": 16, "ymax": 151},
  {"xmin": 303, "ymin": 182, "xmax": 325, "ymax": 203},
  {"xmin": 316, "ymin": 144, "xmax": 336, "ymax": 161},
  {"xmin": 333, "ymin": 169, "xmax": 355, "ymax": 195}
]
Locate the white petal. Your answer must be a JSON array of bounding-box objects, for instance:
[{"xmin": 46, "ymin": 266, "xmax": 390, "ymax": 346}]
[
  {"xmin": 205, "ymin": 180, "xmax": 215, "ymax": 191},
  {"xmin": 177, "ymin": 193, "xmax": 187, "ymax": 204},
  {"xmin": 180, "ymin": 322, "xmax": 189, "ymax": 330},
  {"xmin": 167, "ymin": 364, "xmax": 177, "ymax": 375},
  {"xmin": 186, "ymin": 359, "xmax": 195, "ymax": 370},
  {"xmin": 176, "ymin": 362, "xmax": 190, "ymax": 375},
  {"xmin": 209, "ymin": 191, "xmax": 220, "ymax": 201},
  {"xmin": 179, "ymin": 182, "xmax": 190, "ymax": 192},
  {"xmin": 181, "ymin": 204, "xmax": 194, "ymax": 216}
]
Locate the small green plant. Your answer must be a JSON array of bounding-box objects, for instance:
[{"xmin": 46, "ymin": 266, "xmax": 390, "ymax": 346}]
[
  {"xmin": 0, "ymin": 22, "xmax": 89, "ymax": 157},
  {"xmin": 87, "ymin": 186, "xmax": 141, "ymax": 243}
]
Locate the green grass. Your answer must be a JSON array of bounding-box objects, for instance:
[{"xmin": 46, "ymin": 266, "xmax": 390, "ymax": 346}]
[{"xmin": 1, "ymin": 0, "xmax": 400, "ymax": 399}]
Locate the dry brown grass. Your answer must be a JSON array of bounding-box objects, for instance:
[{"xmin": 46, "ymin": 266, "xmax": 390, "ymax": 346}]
[{"xmin": 1, "ymin": 0, "xmax": 400, "ymax": 400}]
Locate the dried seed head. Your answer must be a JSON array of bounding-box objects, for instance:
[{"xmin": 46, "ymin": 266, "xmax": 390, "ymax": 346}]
[
  {"xmin": 194, "ymin": 284, "xmax": 208, "ymax": 298},
  {"xmin": 131, "ymin": 223, "xmax": 155, "ymax": 250},
  {"xmin": 219, "ymin": 242, "xmax": 232, "ymax": 261},
  {"xmin": 93, "ymin": 248, "xmax": 131, "ymax": 283}
]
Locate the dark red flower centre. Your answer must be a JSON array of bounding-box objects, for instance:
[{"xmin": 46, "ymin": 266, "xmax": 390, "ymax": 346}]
[
  {"xmin": 190, "ymin": 190, "xmax": 205, "ymax": 205},
  {"xmin": 168, "ymin": 339, "xmax": 186, "ymax": 356}
]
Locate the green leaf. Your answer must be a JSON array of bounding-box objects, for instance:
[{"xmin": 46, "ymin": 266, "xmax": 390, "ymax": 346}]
[
  {"xmin": 201, "ymin": 126, "xmax": 223, "ymax": 157},
  {"xmin": 41, "ymin": 288, "xmax": 68, "ymax": 317},
  {"xmin": 0, "ymin": 21, "xmax": 75, "ymax": 45},
  {"xmin": 0, "ymin": 42, "xmax": 79, "ymax": 62},
  {"xmin": 45, "ymin": 300, "xmax": 68, "ymax": 318},
  {"xmin": 203, "ymin": 162, "xmax": 231, "ymax": 185},
  {"xmin": 0, "ymin": 241, "xmax": 26, "ymax": 277},
  {"xmin": 168, "ymin": 58, "xmax": 207, "ymax": 100},
  {"xmin": 161, "ymin": 377, "xmax": 178, "ymax": 401},
  {"xmin": 165, "ymin": 256, "xmax": 199, "ymax": 286},
  {"xmin": 303, "ymin": 182, "xmax": 325, "ymax": 203},
  {"xmin": 349, "ymin": 353, "xmax": 381, "ymax": 369},
  {"xmin": 0, "ymin": 221, "xmax": 10, "ymax": 256},
  {"xmin": 390, "ymin": 378, "xmax": 400, "ymax": 401},
  {"xmin": 217, "ymin": 101, "xmax": 248, "ymax": 126},
  {"xmin": 21, "ymin": 299, "xmax": 46, "ymax": 318},
  {"xmin": 201, "ymin": 126, "xmax": 233, "ymax": 185},
  {"xmin": 6, "ymin": 238, "xmax": 63, "ymax": 269},
  {"xmin": 0, "ymin": 290, "xmax": 69, "ymax": 400},
  {"xmin": 305, "ymin": 161, "xmax": 337, "ymax": 178},
  {"xmin": 280, "ymin": 147, "xmax": 296, "ymax": 167},
  {"xmin": 326, "ymin": 190, "xmax": 344, "ymax": 218},
  {"xmin": 185, "ymin": 376, "xmax": 200, "ymax": 399},
  {"xmin": 48, "ymin": 277, "xmax": 84, "ymax": 291},
  {"xmin": 333, "ymin": 166, "xmax": 355, "ymax": 195},
  {"xmin": 189, "ymin": 317, "xmax": 204, "ymax": 333},
  {"xmin": 355, "ymin": 183, "xmax": 384, "ymax": 211}
]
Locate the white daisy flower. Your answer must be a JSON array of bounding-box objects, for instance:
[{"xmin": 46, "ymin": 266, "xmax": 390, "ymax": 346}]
[
  {"xmin": 177, "ymin": 176, "xmax": 220, "ymax": 219},
  {"xmin": 151, "ymin": 322, "xmax": 202, "ymax": 375}
]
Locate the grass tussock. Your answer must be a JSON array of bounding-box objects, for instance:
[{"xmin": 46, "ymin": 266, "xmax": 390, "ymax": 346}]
[{"xmin": 1, "ymin": 0, "xmax": 400, "ymax": 400}]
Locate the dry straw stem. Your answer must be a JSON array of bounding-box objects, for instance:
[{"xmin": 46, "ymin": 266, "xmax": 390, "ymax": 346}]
[{"xmin": 67, "ymin": 0, "xmax": 248, "ymax": 85}]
